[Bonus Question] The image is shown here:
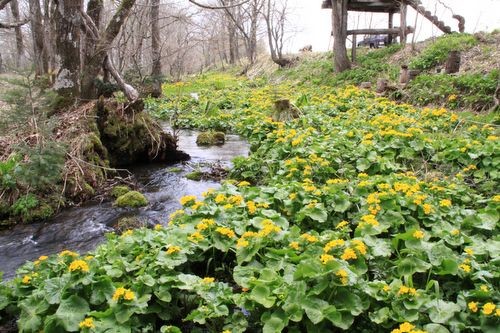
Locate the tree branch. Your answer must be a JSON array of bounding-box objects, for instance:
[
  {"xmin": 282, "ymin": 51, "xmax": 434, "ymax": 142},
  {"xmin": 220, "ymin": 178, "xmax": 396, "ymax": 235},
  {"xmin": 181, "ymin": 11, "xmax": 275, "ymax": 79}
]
[
  {"xmin": 0, "ymin": 0, "xmax": 12, "ymax": 11},
  {"xmin": 188, "ymin": 0, "xmax": 250, "ymax": 10},
  {"xmin": 0, "ymin": 18, "xmax": 29, "ymax": 29}
]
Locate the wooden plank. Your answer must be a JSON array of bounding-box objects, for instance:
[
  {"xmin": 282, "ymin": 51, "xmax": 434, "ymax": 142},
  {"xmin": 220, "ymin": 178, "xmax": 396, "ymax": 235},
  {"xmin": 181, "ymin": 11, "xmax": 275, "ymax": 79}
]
[{"xmin": 347, "ymin": 28, "xmax": 402, "ymax": 35}]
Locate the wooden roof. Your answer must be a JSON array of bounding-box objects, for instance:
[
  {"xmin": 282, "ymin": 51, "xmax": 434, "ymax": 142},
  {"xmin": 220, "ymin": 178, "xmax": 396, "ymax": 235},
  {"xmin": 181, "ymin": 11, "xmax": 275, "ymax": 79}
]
[{"xmin": 322, "ymin": 0, "xmax": 402, "ymax": 13}]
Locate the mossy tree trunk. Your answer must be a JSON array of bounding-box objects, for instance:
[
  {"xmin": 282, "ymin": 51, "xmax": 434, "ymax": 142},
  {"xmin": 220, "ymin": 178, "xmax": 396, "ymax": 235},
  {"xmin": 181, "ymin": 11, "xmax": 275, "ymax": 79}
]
[{"xmin": 331, "ymin": 0, "xmax": 351, "ymax": 73}]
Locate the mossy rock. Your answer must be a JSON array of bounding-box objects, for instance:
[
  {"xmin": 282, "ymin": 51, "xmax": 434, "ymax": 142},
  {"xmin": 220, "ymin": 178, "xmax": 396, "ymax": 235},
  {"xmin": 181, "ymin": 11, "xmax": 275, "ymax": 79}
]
[
  {"xmin": 24, "ymin": 204, "xmax": 54, "ymax": 223},
  {"xmin": 186, "ymin": 171, "xmax": 203, "ymax": 181},
  {"xmin": 196, "ymin": 131, "xmax": 225, "ymax": 146},
  {"xmin": 114, "ymin": 191, "xmax": 148, "ymax": 208},
  {"xmin": 111, "ymin": 185, "xmax": 131, "ymax": 198},
  {"xmin": 113, "ymin": 216, "xmax": 145, "ymax": 234}
]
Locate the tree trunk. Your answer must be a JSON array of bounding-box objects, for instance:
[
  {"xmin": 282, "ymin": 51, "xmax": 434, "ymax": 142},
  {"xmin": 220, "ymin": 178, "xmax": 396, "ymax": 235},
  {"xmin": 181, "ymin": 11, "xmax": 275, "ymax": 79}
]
[
  {"xmin": 80, "ymin": 0, "xmax": 137, "ymax": 100},
  {"xmin": 331, "ymin": 0, "xmax": 350, "ymax": 72},
  {"xmin": 150, "ymin": 0, "xmax": 162, "ymax": 97},
  {"xmin": 54, "ymin": 0, "xmax": 83, "ymax": 99},
  {"xmin": 44, "ymin": 0, "xmax": 56, "ymax": 78},
  {"xmin": 29, "ymin": 0, "xmax": 48, "ymax": 76},
  {"xmin": 10, "ymin": 0, "xmax": 23, "ymax": 68}
]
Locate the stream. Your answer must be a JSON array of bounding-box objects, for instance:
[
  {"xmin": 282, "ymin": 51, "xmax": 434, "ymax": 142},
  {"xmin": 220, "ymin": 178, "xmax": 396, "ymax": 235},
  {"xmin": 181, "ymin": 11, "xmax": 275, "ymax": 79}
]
[{"xmin": 0, "ymin": 128, "xmax": 249, "ymax": 280}]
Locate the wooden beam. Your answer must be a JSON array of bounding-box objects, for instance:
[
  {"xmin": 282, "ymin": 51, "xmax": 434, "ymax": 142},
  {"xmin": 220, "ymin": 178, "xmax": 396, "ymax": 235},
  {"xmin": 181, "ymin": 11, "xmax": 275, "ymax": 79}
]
[
  {"xmin": 352, "ymin": 34, "xmax": 357, "ymax": 62},
  {"xmin": 347, "ymin": 27, "xmax": 403, "ymax": 35}
]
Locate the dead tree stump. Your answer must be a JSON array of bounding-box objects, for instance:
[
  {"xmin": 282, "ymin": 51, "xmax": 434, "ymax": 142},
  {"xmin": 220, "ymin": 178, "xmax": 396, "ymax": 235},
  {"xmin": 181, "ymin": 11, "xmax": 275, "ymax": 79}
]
[
  {"xmin": 376, "ymin": 79, "xmax": 389, "ymax": 93},
  {"xmin": 445, "ymin": 51, "xmax": 461, "ymax": 74},
  {"xmin": 400, "ymin": 65, "xmax": 409, "ymax": 85}
]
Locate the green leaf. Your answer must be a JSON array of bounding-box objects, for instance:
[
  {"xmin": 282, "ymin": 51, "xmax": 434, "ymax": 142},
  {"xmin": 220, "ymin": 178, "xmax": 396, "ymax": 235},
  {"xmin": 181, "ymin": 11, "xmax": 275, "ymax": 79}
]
[
  {"xmin": 55, "ymin": 295, "xmax": 90, "ymax": 331},
  {"xmin": 262, "ymin": 310, "xmax": 288, "ymax": 333},
  {"xmin": 369, "ymin": 307, "xmax": 390, "ymax": 324},
  {"xmin": 424, "ymin": 323, "xmax": 451, "ymax": 333},
  {"xmin": 306, "ymin": 205, "xmax": 328, "ymax": 223},
  {"xmin": 154, "ymin": 285, "xmax": 172, "ymax": 302},
  {"xmin": 476, "ymin": 209, "xmax": 498, "ymax": 230},
  {"xmin": 397, "ymin": 257, "xmax": 431, "ymax": 276},
  {"xmin": 250, "ymin": 285, "xmax": 276, "ymax": 308},
  {"xmin": 427, "ymin": 300, "xmax": 461, "ymax": 324}
]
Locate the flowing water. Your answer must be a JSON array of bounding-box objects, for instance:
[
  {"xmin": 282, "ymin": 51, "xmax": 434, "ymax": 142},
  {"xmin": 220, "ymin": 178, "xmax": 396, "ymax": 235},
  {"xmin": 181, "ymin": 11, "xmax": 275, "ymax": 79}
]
[{"xmin": 0, "ymin": 128, "xmax": 249, "ymax": 280}]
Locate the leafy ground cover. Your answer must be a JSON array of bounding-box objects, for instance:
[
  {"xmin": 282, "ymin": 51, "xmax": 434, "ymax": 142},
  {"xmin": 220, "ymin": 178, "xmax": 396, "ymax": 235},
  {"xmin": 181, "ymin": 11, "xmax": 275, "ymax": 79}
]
[{"xmin": 1, "ymin": 74, "xmax": 499, "ymax": 332}]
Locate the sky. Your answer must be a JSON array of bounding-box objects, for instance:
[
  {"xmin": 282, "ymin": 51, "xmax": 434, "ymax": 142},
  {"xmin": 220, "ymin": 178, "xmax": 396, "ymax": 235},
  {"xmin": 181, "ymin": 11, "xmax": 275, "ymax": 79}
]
[{"xmin": 285, "ymin": 0, "xmax": 500, "ymax": 52}]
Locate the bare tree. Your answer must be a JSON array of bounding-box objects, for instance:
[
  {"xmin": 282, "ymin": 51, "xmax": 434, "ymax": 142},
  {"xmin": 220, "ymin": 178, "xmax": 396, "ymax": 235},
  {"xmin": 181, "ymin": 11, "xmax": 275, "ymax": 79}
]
[
  {"xmin": 263, "ymin": 0, "xmax": 292, "ymax": 67},
  {"xmin": 29, "ymin": 0, "xmax": 48, "ymax": 76}
]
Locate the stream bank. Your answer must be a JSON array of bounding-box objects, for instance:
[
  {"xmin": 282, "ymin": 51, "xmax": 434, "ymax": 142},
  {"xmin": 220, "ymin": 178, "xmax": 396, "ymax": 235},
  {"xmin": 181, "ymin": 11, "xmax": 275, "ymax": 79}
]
[{"xmin": 0, "ymin": 128, "xmax": 249, "ymax": 279}]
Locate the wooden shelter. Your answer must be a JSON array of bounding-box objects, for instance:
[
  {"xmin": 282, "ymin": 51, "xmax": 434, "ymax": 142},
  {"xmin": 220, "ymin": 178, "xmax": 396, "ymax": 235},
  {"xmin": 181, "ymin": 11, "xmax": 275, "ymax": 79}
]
[{"xmin": 322, "ymin": 0, "xmax": 454, "ymax": 72}]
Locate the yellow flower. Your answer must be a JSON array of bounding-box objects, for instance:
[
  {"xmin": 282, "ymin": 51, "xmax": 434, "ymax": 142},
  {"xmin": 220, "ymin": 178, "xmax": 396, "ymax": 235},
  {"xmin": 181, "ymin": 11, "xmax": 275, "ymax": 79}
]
[
  {"xmin": 69, "ymin": 260, "xmax": 89, "ymax": 273},
  {"xmin": 468, "ymin": 301, "xmax": 478, "ymax": 312},
  {"xmin": 222, "ymin": 330, "xmax": 232, "ymax": 333},
  {"xmin": 215, "ymin": 194, "xmax": 226, "ymax": 203},
  {"xmin": 320, "ymin": 254, "xmax": 335, "ymax": 264},
  {"xmin": 22, "ymin": 275, "xmax": 31, "ymax": 284},
  {"xmin": 79, "ymin": 317, "xmax": 95, "ymax": 329},
  {"xmin": 289, "ymin": 193, "xmax": 297, "ymax": 200},
  {"xmin": 202, "ymin": 277, "xmax": 215, "ymax": 284},
  {"xmin": 191, "ymin": 201, "xmax": 204, "ymax": 210},
  {"xmin": 398, "ymin": 322, "xmax": 415, "ymax": 332},
  {"xmin": 289, "ymin": 241, "xmax": 300, "ymax": 250},
  {"xmin": 340, "ymin": 248, "xmax": 357, "ymax": 261},
  {"xmin": 166, "ymin": 245, "xmax": 181, "ymax": 254},
  {"xmin": 246, "ymin": 201, "xmax": 257, "ymax": 214},
  {"xmin": 216, "ymin": 227, "xmax": 236, "ymax": 238},
  {"xmin": 422, "ymin": 203, "xmax": 433, "ymax": 215},
  {"xmin": 336, "ymin": 220, "xmax": 349, "ymax": 229},
  {"xmin": 482, "ymin": 302, "xmax": 496, "ymax": 315},
  {"xmin": 39, "ymin": 255, "xmax": 48, "ymax": 261},
  {"xmin": 413, "ymin": 230, "xmax": 424, "ymax": 239},
  {"xmin": 459, "ymin": 263, "xmax": 471, "ymax": 273},
  {"xmin": 448, "ymin": 94, "xmax": 457, "ymax": 102},
  {"xmin": 237, "ymin": 238, "xmax": 249, "ymax": 248},
  {"xmin": 439, "ymin": 199, "xmax": 452, "ymax": 207},
  {"xmin": 451, "ymin": 229, "xmax": 460, "ymax": 236},
  {"xmin": 336, "ymin": 269, "xmax": 348, "ymax": 285},
  {"xmin": 464, "ymin": 248, "xmax": 474, "ymax": 256},
  {"xmin": 113, "ymin": 287, "xmax": 135, "ymax": 301},
  {"xmin": 59, "ymin": 250, "xmax": 78, "ymax": 257},
  {"xmin": 179, "ymin": 195, "xmax": 197, "ymax": 206},
  {"xmin": 383, "ymin": 285, "xmax": 391, "ymax": 292},
  {"xmin": 352, "ymin": 239, "xmax": 367, "ymax": 255},
  {"xmin": 359, "ymin": 214, "xmax": 379, "ymax": 228},
  {"xmin": 238, "ymin": 181, "xmax": 251, "ymax": 187},
  {"xmin": 324, "ymin": 239, "xmax": 345, "ymax": 252},
  {"xmin": 124, "ymin": 290, "xmax": 135, "ymax": 301},
  {"xmin": 154, "ymin": 224, "xmax": 162, "ymax": 231},
  {"xmin": 300, "ymin": 233, "xmax": 318, "ymax": 243},
  {"xmin": 188, "ymin": 231, "xmax": 204, "ymax": 243},
  {"xmin": 169, "ymin": 209, "xmax": 185, "ymax": 220},
  {"xmin": 480, "ymin": 285, "xmax": 489, "ymax": 292}
]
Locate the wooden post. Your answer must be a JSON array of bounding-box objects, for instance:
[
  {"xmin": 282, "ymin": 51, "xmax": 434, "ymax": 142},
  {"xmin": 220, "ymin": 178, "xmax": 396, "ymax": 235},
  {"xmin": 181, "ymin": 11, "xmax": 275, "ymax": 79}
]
[
  {"xmin": 352, "ymin": 34, "xmax": 357, "ymax": 63},
  {"xmin": 400, "ymin": 1, "xmax": 407, "ymax": 45},
  {"xmin": 331, "ymin": 0, "xmax": 351, "ymax": 72},
  {"xmin": 388, "ymin": 10, "xmax": 394, "ymax": 45},
  {"xmin": 445, "ymin": 51, "xmax": 461, "ymax": 74}
]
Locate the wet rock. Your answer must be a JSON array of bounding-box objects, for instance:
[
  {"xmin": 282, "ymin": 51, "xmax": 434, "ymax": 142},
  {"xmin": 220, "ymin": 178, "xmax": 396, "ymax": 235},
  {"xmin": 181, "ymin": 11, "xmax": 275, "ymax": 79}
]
[
  {"xmin": 114, "ymin": 191, "xmax": 148, "ymax": 208},
  {"xmin": 196, "ymin": 131, "xmax": 225, "ymax": 146}
]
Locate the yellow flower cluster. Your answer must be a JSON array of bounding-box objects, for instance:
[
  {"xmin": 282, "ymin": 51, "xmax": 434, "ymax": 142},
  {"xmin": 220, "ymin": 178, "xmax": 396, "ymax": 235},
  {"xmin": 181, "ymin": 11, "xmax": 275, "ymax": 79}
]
[
  {"xmin": 59, "ymin": 250, "xmax": 78, "ymax": 257},
  {"xmin": 336, "ymin": 269, "xmax": 348, "ymax": 285},
  {"xmin": 202, "ymin": 277, "xmax": 215, "ymax": 284},
  {"xmin": 216, "ymin": 226, "xmax": 236, "ymax": 238},
  {"xmin": 391, "ymin": 322, "xmax": 427, "ymax": 333},
  {"xmin": 336, "ymin": 220, "xmax": 349, "ymax": 229},
  {"xmin": 166, "ymin": 245, "xmax": 181, "ymax": 254},
  {"xmin": 237, "ymin": 181, "xmax": 251, "ymax": 187},
  {"xmin": 324, "ymin": 239, "xmax": 345, "ymax": 253},
  {"xmin": 468, "ymin": 301, "xmax": 498, "ymax": 315},
  {"xmin": 398, "ymin": 285, "xmax": 417, "ymax": 296},
  {"xmin": 320, "ymin": 253, "xmax": 335, "ymax": 264},
  {"xmin": 69, "ymin": 260, "xmax": 89, "ymax": 273},
  {"xmin": 413, "ymin": 230, "xmax": 424, "ymax": 239},
  {"xmin": 439, "ymin": 199, "xmax": 452, "ymax": 207},
  {"xmin": 188, "ymin": 231, "xmax": 204, "ymax": 243},
  {"xmin": 179, "ymin": 195, "xmax": 197, "ymax": 206},
  {"xmin": 300, "ymin": 233, "xmax": 318, "ymax": 243},
  {"xmin": 340, "ymin": 248, "xmax": 357, "ymax": 261},
  {"xmin": 359, "ymin": 214, "xmax": 379, "ymax": 228},
  {"xmin": 112, "ymin": 287, "xmax": 135, "ymax": 301},
  {"xmin": 79, "ymin": 317, "xmax": 95, "ymax": 329},
  {"xmin": 246, "ymin": 201, "xmax": 257, "ymax": 214}
]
